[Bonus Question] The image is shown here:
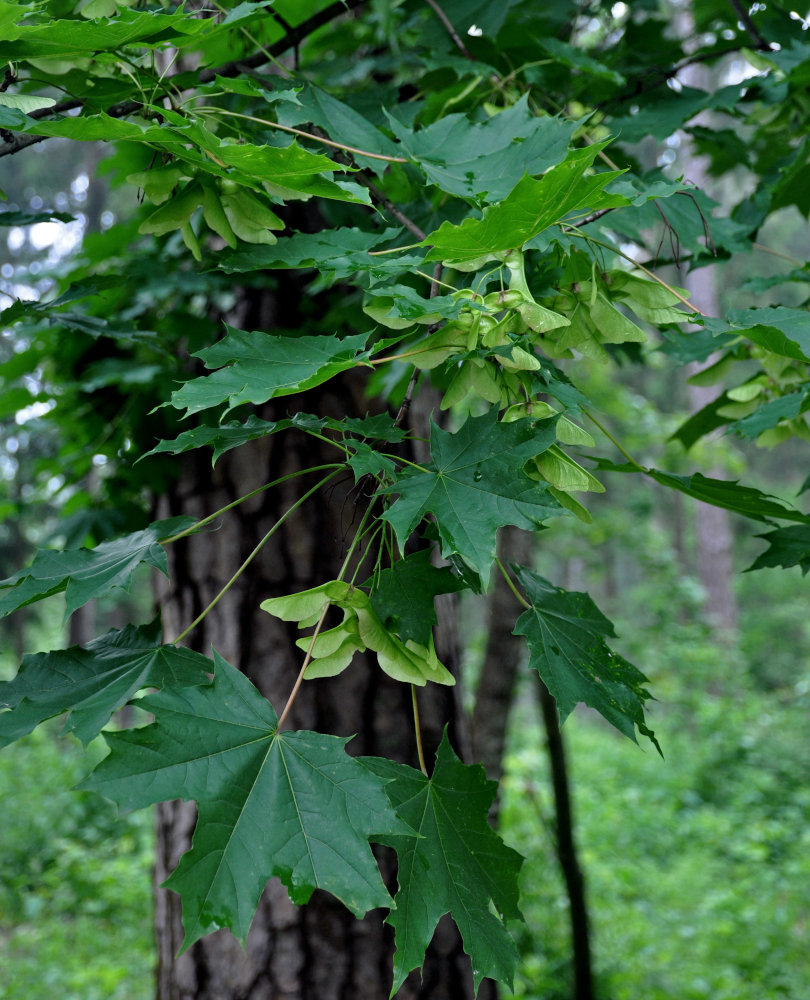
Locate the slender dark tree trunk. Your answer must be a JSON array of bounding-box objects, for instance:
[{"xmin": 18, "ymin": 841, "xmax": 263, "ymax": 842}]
[
  {"xmin": 472, "ymin": 524, "xmax": 595, "ymax": 1000},
  {"xmin": 536, "ymin": 685, "xmax": 594, "ymax": 1000}
]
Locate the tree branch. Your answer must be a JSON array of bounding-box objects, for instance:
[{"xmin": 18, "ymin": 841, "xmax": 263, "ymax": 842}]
[
  {"xmin": 726, "ymin": 0, "xmax": 772, "ymax": 50},
  {"xmin": 0, "ymin": 0, "xmax": 367, "ymax": 159}
]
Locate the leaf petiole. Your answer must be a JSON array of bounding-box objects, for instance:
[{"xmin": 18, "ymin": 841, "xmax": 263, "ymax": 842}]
[
  {"xmin": 172, "ymin": 469, "xmax": 342, "ymax": 644},
  {"xmin": 494, "ymin": 557, "xmax": 530, "ymax": 610},
  {"xmin": 160, "ymin": 463, "xmax": 345, "ymax": 544},
  {"xmin": 582, "ymin": 410, "xmax": 646, "ymax": 471}
]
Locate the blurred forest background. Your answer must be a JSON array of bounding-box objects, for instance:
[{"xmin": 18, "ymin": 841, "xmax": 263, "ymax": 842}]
[{"xmin": 2, "ymin": 22, "xmax": 810, "ymax": 1000}]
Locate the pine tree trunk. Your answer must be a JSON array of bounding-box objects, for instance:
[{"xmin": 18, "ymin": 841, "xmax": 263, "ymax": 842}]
[{"xmin": 151, "ymin": 387, "xmax": 493, "ymax": 999}]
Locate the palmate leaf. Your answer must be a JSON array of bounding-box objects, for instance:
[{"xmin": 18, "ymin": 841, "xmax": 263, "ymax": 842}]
[
  {"xmin": 705, "ymin": 307, "xmax": 810, "ymax": 362},
  {"xmin": 169, "ymin": 329, "xmax": 369, "ymax": 417},
  {"xmin": 0, "ymin": 620, "xmax": 212, "ymax": 748},
  {"xmin": 747, "ymin": 525, "xmax": 810, "ymax": 574},
  {"xmin": 217, "ymin": 227, "xmax": 414, "ymax": 283},
  {"xmin": 142, "ymin": 414, "xmax": 326, "ymax": 465},
  {"xmin": 369, "ymin": 550, "xmax": 465, "ymax": 645},
  {"xmin": 145, "ymin": 412, "xmax": 405, "ymax": 466},
  {"xmin": 364, "ymin": 734, "xmax": 523, "ymax": 996},
  {"xmin": 0, "ymin": 6, "xmax": 209, "ymax": 61},
  {"xmin": 422, "ymin": 145, "xmax": 625, "ymax": 264},
  {"xmin": 83, "ymin": 653, "xmax": 410, "ymax": 949},
  {"xmin": 646, "ymin": 470, "xmax": 810, "ymax": 524},
  {"xmin": 0, "ymin": 516, "xmax": 195, "ymax": 619},
  {"xmin": 381, "ymin": 409, "xmax": 561, "ymax": 585},
  {"xmin": 728, "ymin": 390, "xmax": 810, "ymax": 439},
  {"xmin": 279, "ymin": 83, "xmax": 401, "ymax": 176},
  {"xmin": 512, "ymin": 566, "xmax": 660, "ymax": 751},
  {"xmin": 385, "ymin": 94, "xmax": 579, "ymax": 202}
]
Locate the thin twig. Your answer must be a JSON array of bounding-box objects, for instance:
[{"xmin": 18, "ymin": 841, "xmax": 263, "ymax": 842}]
[
  {"xmin": 423, "ymin": 0, "xmax": 474, "ymax": 60},
  {"xmin": 195, "ymin": 106, "xmax": 408, "ymax": 163},
  {"xmin": 362, "ymin": 177, "xmax": 426, "ymax": 240},
  {"xmin": 726, "ymin": 0, "xmax": 772, "ymax": 50}
]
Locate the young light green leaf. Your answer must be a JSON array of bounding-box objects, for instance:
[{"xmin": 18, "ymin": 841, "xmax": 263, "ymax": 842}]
[
  {"xmin": 364, "ymin": 733, "xmax": 523, "ymax": 996},
  {"xmin": 0, "ymin": 94, "xmax": 55, "ymax": 113},
  {"xmin": 83, "ymin": 653, "xmax": 410, "ymax": 948},
  {"xmin": 0, "ymin": 517, "xmax": 196, "ymax": 620},
  {"xmin": 169, "ymin": 329, "xmax": 369, "ymax": 417},
  {"xmin": 512, "ymin": 566, "xmax": 660, "ymax": 751},
  {"xmin": 0, "ymin": 620, "xmax": 212, "ymax": 748},
  {"xmin": 381, "ymin": 409, "xmax": 561, "ymax": 585}
]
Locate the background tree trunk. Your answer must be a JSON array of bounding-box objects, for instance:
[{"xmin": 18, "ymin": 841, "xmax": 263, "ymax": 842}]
[{"xmin": 677, "ymin": 14, "xmax": 739, "ymax": 636}]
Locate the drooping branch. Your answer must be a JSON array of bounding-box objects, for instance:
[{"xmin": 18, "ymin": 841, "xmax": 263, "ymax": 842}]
[{"xmin": 0, "ymin": 0, "xmax": 367, "ymax": 159}]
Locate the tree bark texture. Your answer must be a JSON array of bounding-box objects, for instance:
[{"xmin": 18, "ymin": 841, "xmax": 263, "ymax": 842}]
[{"xmin": 151, "ymin": 378, "xmax": 494, "ymax": 999}]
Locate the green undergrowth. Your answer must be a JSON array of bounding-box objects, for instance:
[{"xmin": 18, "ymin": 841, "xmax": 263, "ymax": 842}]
[
  {"xmin": 502, "ymin": 662, "xmax": 810, "ymax": 1000},
  {"xmin": 0, "ymin": 724, "xmax": 154, "ymax": 1000}
]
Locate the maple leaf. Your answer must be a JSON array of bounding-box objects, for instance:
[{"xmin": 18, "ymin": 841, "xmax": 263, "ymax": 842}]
[
  {"xmin": 422, "ymin": 145, "xmax": 625, "ymax": 264},
  {"xmin": 512, "ymin": 566, "xmax": 660, "ymax": 751},
  {"xmin": 83, "ymin": 652, "xmax": 411, "ymax": 949},
  {"xmin": 0, "ymin": 517, "xmax": 195, "ymax": 620},
  {"xmin": 0, "ymin": 620, "xmax": 212, "ymax": 748},
  {"xmin": 364, "ymin": 734, "xmax": 523, "ymax": 996},
  {"xmin": 368, "ymin": 549, "xmax": 465, "ymax": 645},
  {"xmin": 381, "ymin": 410, "xmax": 561, "ymax": 585},
  {"xmin": 169, "ymin": 328, "xmax": 369, "ymax": 417}
]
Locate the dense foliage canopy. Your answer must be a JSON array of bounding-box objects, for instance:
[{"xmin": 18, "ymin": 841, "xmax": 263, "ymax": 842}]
[{"xmin": 2, "ymin": 0, "xmax": 810, "ymax": 993}]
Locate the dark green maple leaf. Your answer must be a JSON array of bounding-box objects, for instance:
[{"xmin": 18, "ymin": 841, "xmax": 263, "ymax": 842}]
[
  {"xmin": 512, "ymin": 566, "xmax": 660, "ymax": 751},
  {"xmin": 369, "ymin": 550, "xmax": 465, "ymax": 645},
  {"xmin": 646, "ymin": 470, "xmax": 809, "ymax": 524},
  {"xmin": 364, "ymin": 734, "xmax": 523, "ymax": 996},
  {"xmin": 747, "ymin": 524, "xmax": 810, "ymax": 574},
  {"xmin": 169, "ymin": 328, "xmax": 369, "ymax": 416},
  {"xmin": 217, "ymin": 227, "xmax": 414, "ymax": 282},
  {"xmin": 0, "ymin": 516, "xmax": 195, "ymax": 619},
  {"xmin": 83, "ymin": 653, "xmax": 410, "ymax": 949},
  {"xmin": 142, "ymin": 414, "xmax": 327, "ymax": 465},
  {"xmin": 381, "ymin": 410, "xmax": 561, "ymax": 584},
  {"xmin": 0, "ymin": 620, "xmax": 212, "ymax": 748},
  {"xmin": 729, "ymin": 391, "xmax": 810, "ymax": 439}
]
